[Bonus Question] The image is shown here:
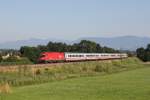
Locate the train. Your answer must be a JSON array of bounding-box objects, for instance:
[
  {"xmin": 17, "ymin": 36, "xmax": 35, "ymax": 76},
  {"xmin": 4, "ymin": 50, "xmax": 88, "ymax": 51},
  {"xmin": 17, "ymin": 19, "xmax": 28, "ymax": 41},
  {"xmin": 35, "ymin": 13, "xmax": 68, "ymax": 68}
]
[{"xmin": 38, "ymin": 52, "xmax": 128, "ymax": 63}]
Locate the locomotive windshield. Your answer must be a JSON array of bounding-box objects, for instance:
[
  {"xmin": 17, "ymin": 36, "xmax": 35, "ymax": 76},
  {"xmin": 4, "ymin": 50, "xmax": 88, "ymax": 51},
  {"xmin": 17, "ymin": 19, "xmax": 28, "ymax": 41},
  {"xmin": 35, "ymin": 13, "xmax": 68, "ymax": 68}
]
[{"xmin": 40, "ymin": 54, "xmax": 45, "ymax": 58}]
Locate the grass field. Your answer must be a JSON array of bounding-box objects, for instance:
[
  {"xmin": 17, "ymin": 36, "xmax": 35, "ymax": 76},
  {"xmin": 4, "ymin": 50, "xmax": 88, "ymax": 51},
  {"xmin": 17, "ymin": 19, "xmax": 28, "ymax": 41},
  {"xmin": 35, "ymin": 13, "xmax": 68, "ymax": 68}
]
[
  {"xmin": 0, "ymin": 58, "xmax": 142, "ymax": 86},
  {"xmin": 0, "ymin": 57, "xmax": 145, "ymax": 86},
  {"xmin": 1, "ymin": 64, "xmax": 150, "ymax": 100}
]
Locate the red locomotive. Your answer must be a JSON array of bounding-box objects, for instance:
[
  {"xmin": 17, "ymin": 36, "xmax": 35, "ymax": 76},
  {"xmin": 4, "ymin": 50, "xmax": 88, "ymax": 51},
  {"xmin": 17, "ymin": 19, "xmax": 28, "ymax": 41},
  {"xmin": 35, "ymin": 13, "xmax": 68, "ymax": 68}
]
[
  {"xmin": 39, "ymin": 52, "xmax": 128, "ymax": 63},
  {"xmin": 39, "ymin": 52, "xmax": 65, "ymax": 62}
]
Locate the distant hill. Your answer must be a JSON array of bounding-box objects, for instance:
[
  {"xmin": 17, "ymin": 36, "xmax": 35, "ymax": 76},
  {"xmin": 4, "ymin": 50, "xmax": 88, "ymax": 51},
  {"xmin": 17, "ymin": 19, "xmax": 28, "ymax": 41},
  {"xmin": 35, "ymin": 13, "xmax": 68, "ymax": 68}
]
[
  {"xmin": 0, "ymin": 38, "xmax": 69, "ymax": 49},
  {"xmin": 0, "ymin": 36, "xmax": 150, "ymax": 50},
  {"xmin": 77, "ymin": 36, "xmax": 150, "ymax": 51},
  {"xmin": 0, "ymin": 38, "xmax": 49, "ymax": 49}
]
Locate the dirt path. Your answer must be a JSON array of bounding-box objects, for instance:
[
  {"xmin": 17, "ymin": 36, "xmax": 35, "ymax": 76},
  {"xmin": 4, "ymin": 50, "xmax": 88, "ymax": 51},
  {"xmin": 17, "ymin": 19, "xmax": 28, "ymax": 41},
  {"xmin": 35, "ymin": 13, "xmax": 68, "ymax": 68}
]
[{"xmin": 143, "ymin": 62, "xmax": 150, "ymax": 64}]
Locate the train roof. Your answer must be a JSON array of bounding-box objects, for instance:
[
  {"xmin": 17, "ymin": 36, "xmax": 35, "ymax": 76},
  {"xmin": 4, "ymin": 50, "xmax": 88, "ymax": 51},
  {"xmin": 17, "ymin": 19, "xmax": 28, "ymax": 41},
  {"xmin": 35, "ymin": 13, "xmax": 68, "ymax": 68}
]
[{"xmin": 65, "ymin": 52, "xmax": 127, "ymax": 55}]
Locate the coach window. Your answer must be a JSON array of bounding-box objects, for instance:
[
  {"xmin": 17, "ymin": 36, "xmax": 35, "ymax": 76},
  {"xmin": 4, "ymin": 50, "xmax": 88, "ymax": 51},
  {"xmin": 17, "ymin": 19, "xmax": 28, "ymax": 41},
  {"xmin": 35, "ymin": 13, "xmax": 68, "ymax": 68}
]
[
  {"xmin": 81, "ymin": 55, "xmax": 84, "ymax": 57},
  {"xmin": 86, "ymin": 55, "xmax": 90, "ymax": 57},
  {"xmin": 69, "ymin": 55, "xmax": 73, "ymax": 57}
]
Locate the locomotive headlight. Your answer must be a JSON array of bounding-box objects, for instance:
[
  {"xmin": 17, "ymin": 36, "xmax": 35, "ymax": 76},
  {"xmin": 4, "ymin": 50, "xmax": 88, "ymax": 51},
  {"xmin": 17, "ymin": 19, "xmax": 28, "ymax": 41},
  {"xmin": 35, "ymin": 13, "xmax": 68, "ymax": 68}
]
[{"xmin": 59, "ymin": 55, "xmax": 62, "ymax": 58}]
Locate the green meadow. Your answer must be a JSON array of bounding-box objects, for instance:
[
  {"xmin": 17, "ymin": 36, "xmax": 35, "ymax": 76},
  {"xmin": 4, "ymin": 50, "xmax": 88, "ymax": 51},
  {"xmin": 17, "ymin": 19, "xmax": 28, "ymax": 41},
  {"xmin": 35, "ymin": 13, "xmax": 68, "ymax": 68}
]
[{"xmin": 0, "ymin": 58, "xmax": 150, "ymax": 100}]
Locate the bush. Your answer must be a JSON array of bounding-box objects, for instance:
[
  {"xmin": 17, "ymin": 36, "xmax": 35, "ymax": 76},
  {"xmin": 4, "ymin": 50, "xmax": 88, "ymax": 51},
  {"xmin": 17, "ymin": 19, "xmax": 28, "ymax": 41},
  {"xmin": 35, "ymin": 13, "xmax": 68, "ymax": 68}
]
[
  {"xmin": 0, "ymin": 57, "xmax": 32, "ymax": 66},
  {"xmin": 0, "ymin": 83, "xmax": 12, "ymax": 94},
  {"xmin": 35, "ymin": 69, "xmax": 41, "ymax": 75},
  {"xmin": 0, "ymin": 56, "xmax": 3, "ymax": 62}
]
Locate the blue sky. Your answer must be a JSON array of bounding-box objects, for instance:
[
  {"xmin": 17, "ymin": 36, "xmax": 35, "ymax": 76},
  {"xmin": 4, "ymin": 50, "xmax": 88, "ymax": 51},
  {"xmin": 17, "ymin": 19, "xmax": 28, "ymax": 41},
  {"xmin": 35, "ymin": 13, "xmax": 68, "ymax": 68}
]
[{"xmin": 0, "ymin": 0, "xmax": 150, "ymax": 43}]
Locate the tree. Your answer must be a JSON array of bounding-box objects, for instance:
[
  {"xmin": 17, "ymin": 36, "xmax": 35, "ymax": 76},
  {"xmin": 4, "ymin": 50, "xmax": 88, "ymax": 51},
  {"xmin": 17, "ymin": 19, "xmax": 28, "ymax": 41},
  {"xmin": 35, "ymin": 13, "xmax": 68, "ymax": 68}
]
[
  {"xmin": 145, "ymin": 51, "xmax": 150, "ymax": 61},
  {"xmin": 136, "ymin": 44, "xmax": 150, "ymax": 62},
  {"xmin": 76, "ymin": 40, "xmax": 97, "ymax": 53},
  {"xmin": 102, "ymin": 46, "xmax": 118, "ymax": 53},
  {"xmin": 47, "ymin": 42, "xmax": 68, "ymax": 52},
  {"xmin": 37, "ymin": 45, "xmax": 48, "ymax": 52},
  {"xmin": 20, "ymin": 46, "xmax": 40, "ymax": 63},
  {"xmin": 136, "ymin": 47, "xmax": 146, "ymax": 61},
  {"xmin": 146, "ymin": 44, "xmax": 150, "ymax": 51},
  {"xmin": 96, "ymin": 44, "xmax": 103, "ymax": 53}
]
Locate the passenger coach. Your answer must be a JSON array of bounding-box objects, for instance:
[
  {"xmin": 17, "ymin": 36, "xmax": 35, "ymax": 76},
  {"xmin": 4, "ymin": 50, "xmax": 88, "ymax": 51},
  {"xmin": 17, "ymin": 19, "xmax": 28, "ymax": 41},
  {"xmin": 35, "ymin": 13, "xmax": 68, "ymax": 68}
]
[{"xmin": 65, "ymin": 52, "xmax": 127, "ymax": 61}]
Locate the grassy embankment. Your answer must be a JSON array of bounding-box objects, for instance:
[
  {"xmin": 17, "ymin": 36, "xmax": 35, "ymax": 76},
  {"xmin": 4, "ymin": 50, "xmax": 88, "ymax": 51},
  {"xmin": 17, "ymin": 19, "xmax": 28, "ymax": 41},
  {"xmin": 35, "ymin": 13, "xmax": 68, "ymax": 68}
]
[
  {"xmin": 1, "ymin": 60, "xmax": 150, "ymax": 100},
  {"xmin": 0, "ymin": 57, "xmax": 33, "ymax": 66},
  {"xmin": 0, "ymin": 57, "xmax": 146, "ymax": 86}
]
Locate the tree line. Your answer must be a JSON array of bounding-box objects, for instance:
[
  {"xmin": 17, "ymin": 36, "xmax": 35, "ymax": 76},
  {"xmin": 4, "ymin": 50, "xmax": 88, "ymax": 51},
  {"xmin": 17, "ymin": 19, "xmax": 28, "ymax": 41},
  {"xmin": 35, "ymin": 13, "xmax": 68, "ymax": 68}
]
[
  {"xmin": 20, "ymin": 40, "xmax": 119, "ymax": 63},
  {"xmin": 136, "ymin": 44, "xmax": 150, "ymax": 62}
]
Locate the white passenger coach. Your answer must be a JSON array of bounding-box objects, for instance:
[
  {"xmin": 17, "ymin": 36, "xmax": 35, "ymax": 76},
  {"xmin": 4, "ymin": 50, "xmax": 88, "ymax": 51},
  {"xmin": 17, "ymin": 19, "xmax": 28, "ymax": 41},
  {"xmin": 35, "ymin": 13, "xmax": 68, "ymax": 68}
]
[{"xmin": 65, "ymin": 52, "xmax": 128, "ymax": 61}]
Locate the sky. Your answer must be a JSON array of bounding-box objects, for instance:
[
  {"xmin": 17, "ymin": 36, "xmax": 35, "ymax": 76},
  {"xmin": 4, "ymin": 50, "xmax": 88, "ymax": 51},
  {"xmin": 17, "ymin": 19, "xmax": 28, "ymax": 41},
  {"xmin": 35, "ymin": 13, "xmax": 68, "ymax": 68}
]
[{"xmin": 0, "ymin": 0, "xmax": 150, "ymax": 43}]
